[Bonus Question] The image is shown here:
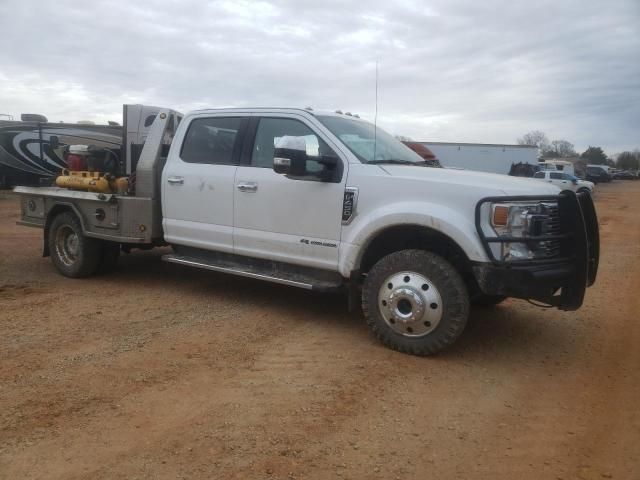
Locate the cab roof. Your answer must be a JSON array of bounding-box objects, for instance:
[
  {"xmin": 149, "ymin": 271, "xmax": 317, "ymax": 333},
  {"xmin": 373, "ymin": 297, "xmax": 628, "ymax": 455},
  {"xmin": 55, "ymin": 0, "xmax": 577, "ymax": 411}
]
[{"xmin": 189, "ymin": 107, "xmax": 367, "ymax": 121}]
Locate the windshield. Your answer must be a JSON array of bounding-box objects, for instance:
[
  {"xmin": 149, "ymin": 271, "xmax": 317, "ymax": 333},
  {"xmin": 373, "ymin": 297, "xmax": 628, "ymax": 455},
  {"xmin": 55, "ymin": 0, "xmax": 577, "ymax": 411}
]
[{"xmin": 317, "ymin": 115, "xmax": 425, "ymax": 164}]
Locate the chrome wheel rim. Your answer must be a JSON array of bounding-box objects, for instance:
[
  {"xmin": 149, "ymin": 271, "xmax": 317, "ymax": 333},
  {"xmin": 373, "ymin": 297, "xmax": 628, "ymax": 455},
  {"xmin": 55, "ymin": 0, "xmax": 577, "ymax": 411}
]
[
  {"xmin": 378, "ymin": 271, "xmax": 443, "ymax": 337},
  {"xmin": 55, "ymin": 225, "xmax": 79, "ymax": 267}
]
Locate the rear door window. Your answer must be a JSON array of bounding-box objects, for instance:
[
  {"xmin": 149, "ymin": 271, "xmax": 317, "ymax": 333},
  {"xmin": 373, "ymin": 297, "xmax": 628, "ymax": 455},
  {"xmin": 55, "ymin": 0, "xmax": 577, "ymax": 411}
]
[{"xmin": 180, "ymin": 117, "xmax": 243, "ymax": 165}]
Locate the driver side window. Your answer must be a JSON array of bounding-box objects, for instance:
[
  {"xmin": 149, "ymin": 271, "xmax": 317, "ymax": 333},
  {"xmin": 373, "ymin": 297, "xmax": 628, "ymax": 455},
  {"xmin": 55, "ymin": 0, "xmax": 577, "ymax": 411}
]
[{"xmin": 251, "ymin": 118, "xmax": 336, "ymax": 176}]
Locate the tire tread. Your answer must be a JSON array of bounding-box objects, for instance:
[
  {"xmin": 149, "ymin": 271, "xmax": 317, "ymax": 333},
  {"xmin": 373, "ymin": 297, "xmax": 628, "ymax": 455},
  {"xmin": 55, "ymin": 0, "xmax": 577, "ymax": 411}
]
[
  {"xmin": 48, "ymin": 212, "xmax": 101, "ymax": 278},
  {"xmin": 362, "ymin": 249, "xmax": 469, "ymax": 356}
]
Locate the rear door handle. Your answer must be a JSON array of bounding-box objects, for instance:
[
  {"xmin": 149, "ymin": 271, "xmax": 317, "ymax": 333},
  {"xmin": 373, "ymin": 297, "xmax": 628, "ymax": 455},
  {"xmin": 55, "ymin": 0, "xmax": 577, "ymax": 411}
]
[
  {"xmin": 167, "ymin": 176, "xmax": 184, "ymax": 185},
  {"xmin": 237, "ymin": 181, "xmax": 258, "ymax": 192}
]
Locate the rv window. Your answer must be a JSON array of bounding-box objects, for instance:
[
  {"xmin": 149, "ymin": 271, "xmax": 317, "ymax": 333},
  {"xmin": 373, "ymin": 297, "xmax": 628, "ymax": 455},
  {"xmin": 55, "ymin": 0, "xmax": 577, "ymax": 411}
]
[
  {"xmin": 533, "ymin": 172, "xmax": 545, "ymax": 179},
  {"xmin": 550, "ymin": 172, "xmax": 563, "ymax": 180},
  {"xmin": 144, "ymin": 115, "xmax": 157, "ymax": 127}
]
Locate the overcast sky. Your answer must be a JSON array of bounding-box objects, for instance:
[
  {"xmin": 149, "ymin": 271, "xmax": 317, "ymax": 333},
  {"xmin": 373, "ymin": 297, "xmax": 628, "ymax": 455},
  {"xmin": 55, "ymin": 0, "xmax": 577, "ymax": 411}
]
[{"xmin": 1, "ymin": 0, "xmax": 638, "ymax": 154}]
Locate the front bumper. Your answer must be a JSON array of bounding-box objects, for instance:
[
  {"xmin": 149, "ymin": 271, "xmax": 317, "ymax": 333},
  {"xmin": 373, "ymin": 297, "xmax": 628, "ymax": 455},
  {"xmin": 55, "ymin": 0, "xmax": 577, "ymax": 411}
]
[{"xmin": 473, "ymin": 191, "xmax": 599, "ymax": 311}]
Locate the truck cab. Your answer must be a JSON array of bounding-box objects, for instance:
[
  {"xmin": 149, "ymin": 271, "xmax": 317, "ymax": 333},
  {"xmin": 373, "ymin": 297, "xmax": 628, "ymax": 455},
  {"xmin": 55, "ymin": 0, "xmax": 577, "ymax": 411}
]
[
  {"xmin": 532, "ymin": 170, "xmax": 594, "ymax": 194},
  {"xmin": 14, "ymin": 107, "xmax": 600, "ymax": 356}
]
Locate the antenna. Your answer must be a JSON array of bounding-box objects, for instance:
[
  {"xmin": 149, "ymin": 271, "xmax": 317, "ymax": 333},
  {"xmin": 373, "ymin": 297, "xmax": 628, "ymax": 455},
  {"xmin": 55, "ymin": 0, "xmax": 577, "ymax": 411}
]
[{"xmin": 373, "ymin": 59, "xmax": 379, "ymax": 162}]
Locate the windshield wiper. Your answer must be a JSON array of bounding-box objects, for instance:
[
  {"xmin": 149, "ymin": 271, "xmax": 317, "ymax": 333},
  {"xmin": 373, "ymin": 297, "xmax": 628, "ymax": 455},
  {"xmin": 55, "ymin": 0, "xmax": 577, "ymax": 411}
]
[{"xmin": 367, "ymin": 159, "xmax": 425, "ymax": 166}]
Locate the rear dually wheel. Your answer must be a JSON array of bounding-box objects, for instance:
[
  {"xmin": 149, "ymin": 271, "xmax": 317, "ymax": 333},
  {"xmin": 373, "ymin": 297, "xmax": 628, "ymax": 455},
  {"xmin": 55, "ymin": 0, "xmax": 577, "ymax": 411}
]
[{"xmin": 48, "ymin": 212, "xmax": 102, "ymax": 278}]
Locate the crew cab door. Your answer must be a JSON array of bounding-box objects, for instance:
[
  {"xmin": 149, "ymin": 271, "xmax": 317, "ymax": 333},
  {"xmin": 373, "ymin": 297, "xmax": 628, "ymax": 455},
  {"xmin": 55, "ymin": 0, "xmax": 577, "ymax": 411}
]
[
  {"xmin": 233, "ymin": 115, "xmax": 347, "ymax": 270},
  {"xmin": 162, "ymin": 114, "xmax": 247, "ymax": 252},
  {"xmin": 549, "ymin": 171, "xmax": 571, "ymax": 190}
]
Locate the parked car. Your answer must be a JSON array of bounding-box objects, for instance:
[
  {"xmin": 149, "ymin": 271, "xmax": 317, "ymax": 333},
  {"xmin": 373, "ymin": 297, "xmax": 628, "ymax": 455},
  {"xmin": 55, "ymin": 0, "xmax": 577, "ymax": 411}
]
[
  {"xmin": 585, "ymin": 166, "xmax": 611, "ymax": 184},
  {"xmin": 613, "ymin": 170, "xmax": 638, "ymax": 180},
  {"xmin": 401, "ymin": 142, "xmax": 442, "ymax": 167},
  {"xmin": 533, "ymin": 170, "xmax": 594, "ymax": 194}
]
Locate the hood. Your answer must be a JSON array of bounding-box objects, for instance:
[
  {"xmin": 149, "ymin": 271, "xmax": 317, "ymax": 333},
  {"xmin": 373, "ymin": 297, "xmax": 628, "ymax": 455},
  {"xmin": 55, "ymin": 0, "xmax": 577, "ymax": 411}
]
[
  {"xmin": 578, "ymin": 179, "xmax": 594, "ymax": 188},
  {"xmin": 378, "ymin": 165, "xmax": 561, "ymax": 196}
]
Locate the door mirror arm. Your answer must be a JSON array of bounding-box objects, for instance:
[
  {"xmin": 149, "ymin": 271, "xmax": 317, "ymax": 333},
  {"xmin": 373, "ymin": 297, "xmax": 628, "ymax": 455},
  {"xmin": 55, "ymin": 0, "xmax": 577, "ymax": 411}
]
[{"xmin": 318, "ymin": 154, "xmax": 338, "ymax": 170}]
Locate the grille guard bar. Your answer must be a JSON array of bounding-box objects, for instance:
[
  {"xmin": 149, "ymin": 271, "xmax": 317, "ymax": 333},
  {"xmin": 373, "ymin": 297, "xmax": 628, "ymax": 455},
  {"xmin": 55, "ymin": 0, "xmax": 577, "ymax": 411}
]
[{"xmin": 474, "ymin": 191, "xmax": 599, "ymax": 310}]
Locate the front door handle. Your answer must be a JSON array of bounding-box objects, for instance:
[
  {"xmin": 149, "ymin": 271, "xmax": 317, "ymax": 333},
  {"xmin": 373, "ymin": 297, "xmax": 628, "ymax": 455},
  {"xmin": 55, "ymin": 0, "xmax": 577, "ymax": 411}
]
[
  {"xmin": 237, "ymin": 181, "xmax": 258, "ymax": 192},
  {"xmin": 167, "ymin": 176, "xmax": 184, "ymax": 185}
]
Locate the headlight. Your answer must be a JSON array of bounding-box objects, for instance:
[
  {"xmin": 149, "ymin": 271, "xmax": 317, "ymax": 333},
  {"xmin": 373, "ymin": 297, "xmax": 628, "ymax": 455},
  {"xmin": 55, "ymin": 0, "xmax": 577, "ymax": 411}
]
[{"xmin": 483, "ymin": 202, "xmax": 558, "ymax": 261}]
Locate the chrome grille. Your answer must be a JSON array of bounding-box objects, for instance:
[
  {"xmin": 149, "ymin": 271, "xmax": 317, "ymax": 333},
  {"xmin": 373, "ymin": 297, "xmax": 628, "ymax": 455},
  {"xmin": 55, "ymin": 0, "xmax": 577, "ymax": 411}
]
[{"xmin": 538, "ymin": 203, "xmax": 561, "ymax": 258}]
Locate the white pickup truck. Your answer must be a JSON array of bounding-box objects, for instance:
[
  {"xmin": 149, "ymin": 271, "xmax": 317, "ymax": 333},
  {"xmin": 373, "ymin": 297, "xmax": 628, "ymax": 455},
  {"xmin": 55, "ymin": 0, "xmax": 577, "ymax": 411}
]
[
  {"xmin": 14, "ymin": 107, "xmax": 599, "ymax": 355},
  {"xmin": 533, "ymin": 170, "xmax": 595, "ymax": 194}
]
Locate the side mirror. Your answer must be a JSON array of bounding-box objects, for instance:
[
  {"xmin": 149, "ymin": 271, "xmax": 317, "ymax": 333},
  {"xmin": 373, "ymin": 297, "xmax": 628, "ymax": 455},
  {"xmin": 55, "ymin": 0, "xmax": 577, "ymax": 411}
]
[
  {"xmin": 273, "ymin": 156, "xmax": 292, "ymax": 175},
  {"xmin": 318, "ymin": 154, "xmax": 338, "ymax": 169},
  {"xmin": 273, "ymin": 136, "xmax": 308, "ymax": 177},
  {"xmin": 273, "ymin": 153, "xmax": 338, "ymax": 181},
  {"xmin": 273, "ymin": 151, "xmax": 308, "ymax": 176},
  {"xmin": 272, "ymin": 136, "xmax": 339, "ymax": 182},
  {"xmin": 572, "ymin": 178, "xmax": 578, "ymax": 185},
  {"xmin": 316, "ymin": 154, "xmax": 339, "ymax": 182}
]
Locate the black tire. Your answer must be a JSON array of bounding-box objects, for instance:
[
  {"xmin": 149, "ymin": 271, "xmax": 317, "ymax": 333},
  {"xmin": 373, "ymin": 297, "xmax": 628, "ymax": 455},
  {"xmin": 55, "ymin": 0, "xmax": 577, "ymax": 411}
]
[
  {"xmin": 577, "ymin": 188, "xmax": 591, "ymax": 195},
  {"xmin": 48, "ymin": 212, "xmax": 102, "ymax": 278},
  {"xmin": 471, "ymin": 294, "xmax": 507, "ymax": 306},
  {"xmin": 98, "ymin": 242, "xmax": 121, "ymax": 273},
  {"xmin": 362, "ymin": 249, "xmax": 469, "ymax": 356}
]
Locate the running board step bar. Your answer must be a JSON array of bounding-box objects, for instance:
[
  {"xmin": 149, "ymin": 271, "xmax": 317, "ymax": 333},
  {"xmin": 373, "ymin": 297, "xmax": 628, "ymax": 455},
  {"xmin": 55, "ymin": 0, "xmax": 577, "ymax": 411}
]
[{"xmin": 162, "ymin": 253, "xmax": 343, "ymax": 292}]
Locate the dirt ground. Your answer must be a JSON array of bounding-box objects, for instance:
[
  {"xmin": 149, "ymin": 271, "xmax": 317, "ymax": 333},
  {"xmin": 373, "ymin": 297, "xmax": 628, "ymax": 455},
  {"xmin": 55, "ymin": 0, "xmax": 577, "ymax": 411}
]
[{"xmin": 0, "ymin": 182, "xmax": 638, "ymax": 480}]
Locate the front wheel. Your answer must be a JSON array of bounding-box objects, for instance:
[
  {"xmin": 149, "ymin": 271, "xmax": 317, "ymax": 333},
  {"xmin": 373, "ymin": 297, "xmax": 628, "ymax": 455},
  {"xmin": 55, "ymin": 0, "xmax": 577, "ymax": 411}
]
[{"xmin": 362, "ymin": 250, "xmax": 470, "ymax": 356}]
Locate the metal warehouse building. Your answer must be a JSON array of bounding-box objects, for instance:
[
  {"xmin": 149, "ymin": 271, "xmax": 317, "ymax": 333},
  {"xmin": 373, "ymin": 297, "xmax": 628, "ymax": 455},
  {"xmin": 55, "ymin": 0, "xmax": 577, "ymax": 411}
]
[{"xmin": 419, "ymin": 142, "xmax": 539, "ymax": 175}]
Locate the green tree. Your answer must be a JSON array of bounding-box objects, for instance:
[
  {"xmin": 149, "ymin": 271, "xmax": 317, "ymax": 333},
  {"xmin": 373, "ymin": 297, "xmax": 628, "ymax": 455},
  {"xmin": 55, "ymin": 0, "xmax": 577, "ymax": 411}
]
[{"xmin": 580, "ymin": 146, "xmax": 608, "ymax": 165}]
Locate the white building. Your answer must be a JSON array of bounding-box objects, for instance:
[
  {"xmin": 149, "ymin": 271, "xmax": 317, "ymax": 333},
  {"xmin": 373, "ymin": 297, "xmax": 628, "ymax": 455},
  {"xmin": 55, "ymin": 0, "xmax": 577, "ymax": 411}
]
[{"xmin": 419, "ymin": 142, "xmax": 539, "ymax": 175}]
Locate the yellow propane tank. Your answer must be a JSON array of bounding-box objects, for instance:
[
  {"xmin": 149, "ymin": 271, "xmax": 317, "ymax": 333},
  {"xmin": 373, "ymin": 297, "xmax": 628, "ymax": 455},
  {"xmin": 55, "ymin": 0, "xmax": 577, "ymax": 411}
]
[{"xmin": 56, "ymin": 170, "xmax": 112, "ymax": 193}]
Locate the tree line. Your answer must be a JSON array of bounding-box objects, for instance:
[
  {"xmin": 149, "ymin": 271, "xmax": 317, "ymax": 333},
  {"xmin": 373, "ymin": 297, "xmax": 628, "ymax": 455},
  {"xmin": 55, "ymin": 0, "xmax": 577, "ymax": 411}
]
[{"xmin": 517, "ymin": 130, "xmax": 639, "ymax": 171}]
